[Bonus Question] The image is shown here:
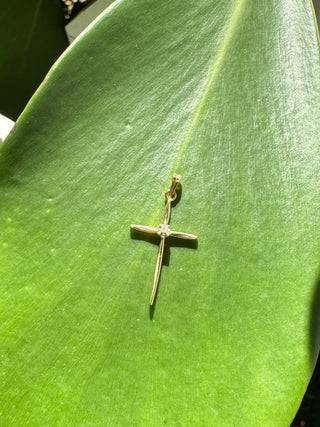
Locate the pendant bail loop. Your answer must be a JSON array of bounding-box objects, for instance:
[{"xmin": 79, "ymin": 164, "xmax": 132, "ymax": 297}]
[{"xmin": 166, "ymin": 173, "xmax": 182, "ymax": 202}]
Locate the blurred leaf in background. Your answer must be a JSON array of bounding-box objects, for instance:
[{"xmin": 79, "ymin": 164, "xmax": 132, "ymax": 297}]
[{"xmin": 0, "ymin": 0, "xmax": 68, "ymax": 120}]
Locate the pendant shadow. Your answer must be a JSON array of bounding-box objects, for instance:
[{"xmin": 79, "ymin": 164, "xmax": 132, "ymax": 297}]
[{"xmin": 130, "ymin": 228, "xmax": 198, "ymax": 319}]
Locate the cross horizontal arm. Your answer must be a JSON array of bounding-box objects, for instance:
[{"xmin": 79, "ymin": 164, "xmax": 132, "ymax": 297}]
[
  {"xmin": 130, "ymin": 224, "xmax": 158, "ymax": 234},
  {"xmin": 170, "ymin": 230, "xmax": 198, "ymax": 240}
]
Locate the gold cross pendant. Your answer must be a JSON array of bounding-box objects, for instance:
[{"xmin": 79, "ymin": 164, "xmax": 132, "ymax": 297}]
[{"xmin": 131, "ymin": 173, "xmax": 197, "ymax": 305}]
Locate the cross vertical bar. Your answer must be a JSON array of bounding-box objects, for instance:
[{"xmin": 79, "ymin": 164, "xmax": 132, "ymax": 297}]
[{"xmin": 150, "ymin": 236, "xmax": 166, "ymax": 305}]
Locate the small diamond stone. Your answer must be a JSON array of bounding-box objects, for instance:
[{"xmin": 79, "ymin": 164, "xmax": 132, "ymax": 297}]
[{"xmin": 157, "ymin": 224, "xmax": 171, "ymax": 237}]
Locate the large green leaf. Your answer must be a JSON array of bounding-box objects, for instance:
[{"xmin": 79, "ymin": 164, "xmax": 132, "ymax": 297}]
[
  {"xmin": 0, "ymin": 0, "xmax": 68, "ymax": 120},
  {"xmin": 1, "ymin": 0, "xmax": 320, "ymax": 425}
]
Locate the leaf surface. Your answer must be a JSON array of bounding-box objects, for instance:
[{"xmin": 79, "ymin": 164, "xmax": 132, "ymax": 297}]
[{"xmin": 1, "ymin": 0, "xmax": 320, "ymax": 425}]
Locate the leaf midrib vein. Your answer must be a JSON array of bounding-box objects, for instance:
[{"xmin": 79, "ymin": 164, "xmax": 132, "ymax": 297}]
[
  {"xmin": 172, "ymin": 0, "xmax": 248, "ymax": 171},
  {"xmin": 150, "ymin": 0, "xmax": 248, "ymax": 224}
]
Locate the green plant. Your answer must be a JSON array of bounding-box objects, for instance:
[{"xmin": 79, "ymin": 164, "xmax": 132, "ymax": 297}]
[
  {"xmin": 0, "ymin": 0, "xmax": 68, "ymax": 120},
  {"xmin": 1, "ymin": 0, "xmax": 320, "ymax": 425}
]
